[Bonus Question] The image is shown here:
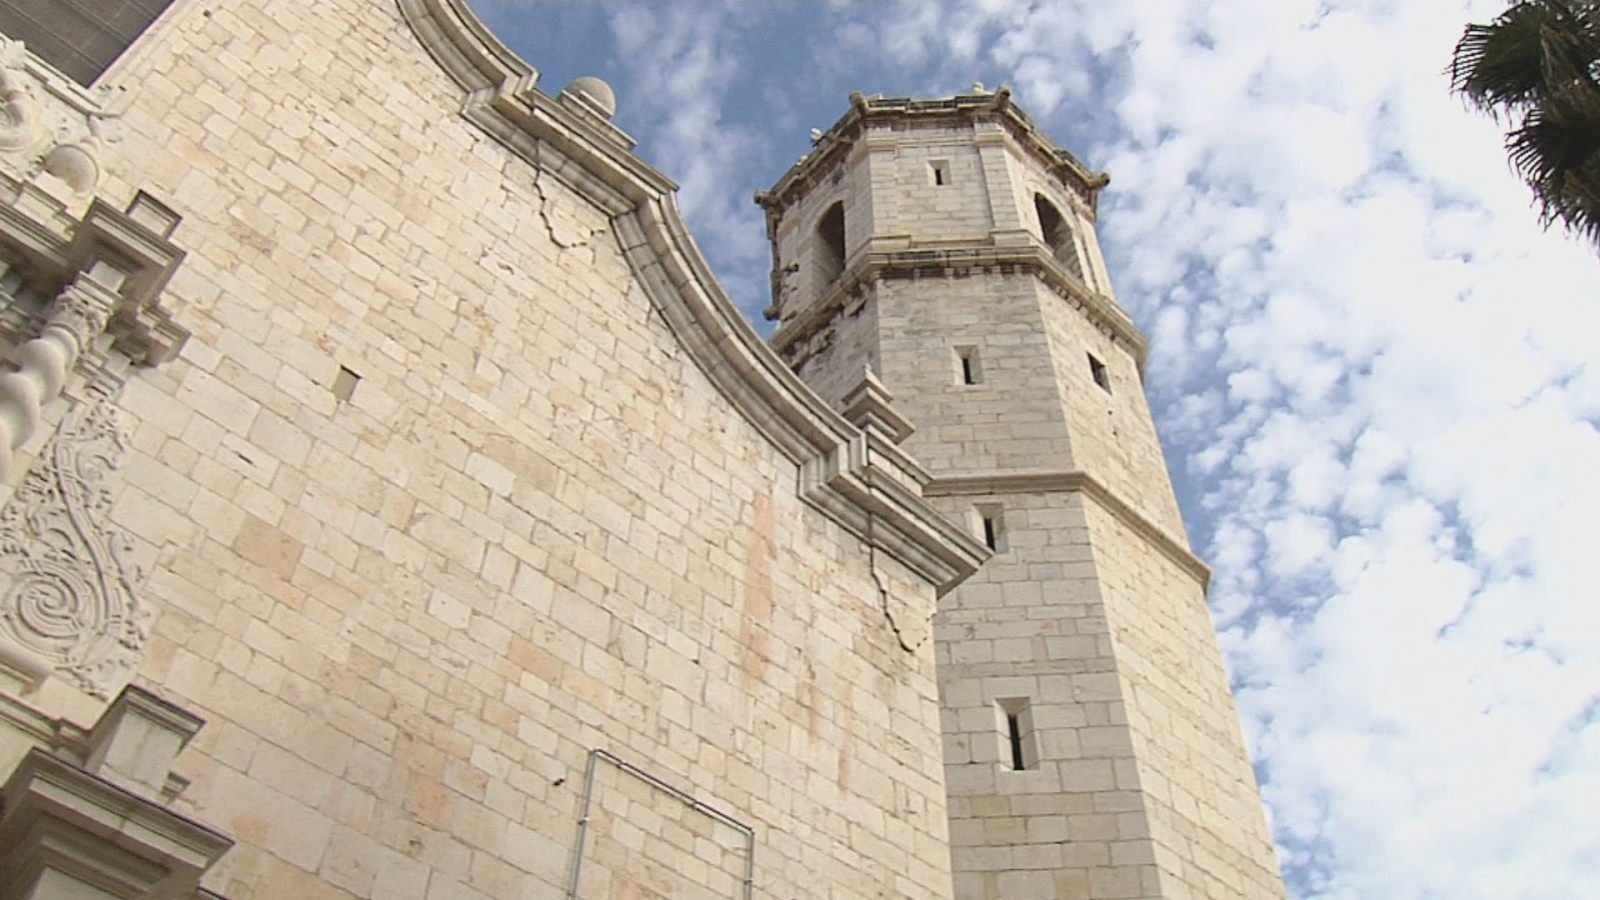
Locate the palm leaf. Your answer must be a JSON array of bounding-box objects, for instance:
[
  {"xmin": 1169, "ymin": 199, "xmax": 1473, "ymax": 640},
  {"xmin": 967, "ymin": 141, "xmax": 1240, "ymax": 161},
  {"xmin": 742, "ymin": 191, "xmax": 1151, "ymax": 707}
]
[{"xmin": 1452, "ymin": 1, "xmax": 1600, "ymax": 246}]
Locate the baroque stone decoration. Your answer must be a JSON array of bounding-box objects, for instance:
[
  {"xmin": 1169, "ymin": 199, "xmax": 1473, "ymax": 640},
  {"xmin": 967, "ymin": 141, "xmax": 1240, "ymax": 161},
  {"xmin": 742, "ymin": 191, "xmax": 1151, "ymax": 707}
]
[
  {"xmin": 0, "ymin": 271, "xmax": 119, "ymax": 480},
  {"xmin": 0, "ymin": 34, "xmax": 124, "ymax": 198},
  {"xmin": 0, "ymin": 39, "xmax": 35, "ymax": 153},
  {"xmin": 0, "ymin": 384, "xmax": 146, "ymax": 697},
  {"xmin": 0, "ymin": 197, "xmax": 189, "ymax": 485},
  {"xmin": 0, "ymin": 31, "xmax": 188, "ymax": 703}
]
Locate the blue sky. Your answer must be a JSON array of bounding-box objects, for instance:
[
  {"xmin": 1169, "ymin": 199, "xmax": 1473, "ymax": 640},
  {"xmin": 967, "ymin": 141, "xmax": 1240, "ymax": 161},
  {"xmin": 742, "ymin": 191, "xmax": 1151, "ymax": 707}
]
[{"xmin": 470, "ymin": 2, "xmax": 1600, "ymax": 898}]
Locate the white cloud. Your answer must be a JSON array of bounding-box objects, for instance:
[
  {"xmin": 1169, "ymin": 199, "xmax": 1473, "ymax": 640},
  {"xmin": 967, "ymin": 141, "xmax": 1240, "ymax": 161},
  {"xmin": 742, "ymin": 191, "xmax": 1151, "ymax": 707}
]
[{"xmin": 604, "ymin": 4, "xmax": 772, "ymax": 315}]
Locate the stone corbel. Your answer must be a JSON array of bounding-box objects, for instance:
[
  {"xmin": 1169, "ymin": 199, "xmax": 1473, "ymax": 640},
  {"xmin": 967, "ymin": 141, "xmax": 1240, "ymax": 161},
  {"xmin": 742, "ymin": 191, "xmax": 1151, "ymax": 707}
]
[
  {"xmin": 68, "ymin": 194, "xmax": 187, "ymax": 366},
  {"xmin": 82, "ymin": 684, "xmax": 202, "ymax": 803}
]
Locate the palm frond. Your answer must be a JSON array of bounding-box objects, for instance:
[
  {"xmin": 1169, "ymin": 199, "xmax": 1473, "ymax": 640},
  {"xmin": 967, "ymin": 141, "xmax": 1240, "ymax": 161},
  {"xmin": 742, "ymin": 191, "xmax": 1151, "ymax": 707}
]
[{"xmin": 1452, "ymin": 1, "xmax": 1600, "ymax": 247}]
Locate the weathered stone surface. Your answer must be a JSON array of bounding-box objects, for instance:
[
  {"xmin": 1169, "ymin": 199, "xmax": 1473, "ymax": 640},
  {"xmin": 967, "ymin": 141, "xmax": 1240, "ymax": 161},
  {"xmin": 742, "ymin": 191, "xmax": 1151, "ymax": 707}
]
[
  {"xmin": 0, "ymin": 3, "xmax": 980, "ymax": 900},
  {"xmin": 760, "ymin": 92, "xmax": 1286, "ymax": 900}
]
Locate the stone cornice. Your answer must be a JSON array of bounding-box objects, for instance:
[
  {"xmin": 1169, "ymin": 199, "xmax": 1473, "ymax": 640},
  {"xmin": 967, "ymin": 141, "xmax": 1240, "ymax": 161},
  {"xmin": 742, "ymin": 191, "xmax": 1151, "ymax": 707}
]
[
  {"xmin": 0, "ymin": 748, "xmax": 232, "ymax": 899},
  {"xmin": 923, "ymin": 470, "xmax": 1210, "ymax": 589},
  {"xmin": 396, "ymin": 0, "xmax": 987, "ymax": 594},
  {"xmin": 756, "ymin": 89, "xmax": 1111, "ymax": 221},
  {"xmin": 0, "ymin": 687, "xmax": 80, "ymax": 750},
  {"xmin": 398, "ymin": 0, "xmax": 539, "ymax": 100},
  {"xmin": 0, "ymin": 195, "xmax": 188, "ymax": 366},
  {"xmin": 770, "ymin": 243, "xmax": 1149, "ymax": 375},
  {"xmin": 0, "ymin": 191, "xmax": 189, "ymax": 482}
]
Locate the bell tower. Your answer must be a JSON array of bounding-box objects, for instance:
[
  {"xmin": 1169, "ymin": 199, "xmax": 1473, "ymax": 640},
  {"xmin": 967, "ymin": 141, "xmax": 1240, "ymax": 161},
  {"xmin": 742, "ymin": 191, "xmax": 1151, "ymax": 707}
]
[{"xmin": 759, "ymin": 90, "xmax": 1286, "ymax": 900}]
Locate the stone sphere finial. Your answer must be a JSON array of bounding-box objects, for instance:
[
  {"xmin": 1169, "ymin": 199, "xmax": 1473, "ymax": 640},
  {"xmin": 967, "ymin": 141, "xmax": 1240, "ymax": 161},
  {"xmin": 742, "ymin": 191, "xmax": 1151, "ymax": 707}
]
[
  {"xmin": 564, "ymin": 76, "xmax": 616, "ymax": 119},
  {"xmin": 44, "ymin": 142, "xmax": 100, "ymax": 194}
]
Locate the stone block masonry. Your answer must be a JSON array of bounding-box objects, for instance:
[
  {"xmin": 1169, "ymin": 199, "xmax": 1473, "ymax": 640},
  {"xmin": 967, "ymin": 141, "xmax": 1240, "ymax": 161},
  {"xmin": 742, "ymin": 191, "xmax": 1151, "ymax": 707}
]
[
  {"xmin": 0, "ymin": 3, "xmax": 983, "ymax": 900},
  {"xmin": 760, "ymin": 90, "xmax": 1286, "ymax": 900}
]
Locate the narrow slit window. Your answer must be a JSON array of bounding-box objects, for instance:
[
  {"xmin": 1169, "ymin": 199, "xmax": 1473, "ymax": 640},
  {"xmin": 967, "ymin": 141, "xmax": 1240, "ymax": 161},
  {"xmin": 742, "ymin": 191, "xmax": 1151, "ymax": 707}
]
[
  {"xmin": 956, "ymin": 346, "xmax": 981, "ymax": 385},
  {"xmin": 1007, "ymin": 714, "xmax": 1025, "ymax": 770},
  {"xmin": 976, "ymin": 504, "xmax": 1005, "ymax": 552},
  {"xmin": 1088, "ymin": 354, "xmax": 1110, "ymax": 393},
  {"xmin": 996, "ymin": 698, "xmax": 1035, "ymax": 771},
  {"xmin": 930, "ymin": 159, "xmax": 950, "ymax": 186}
]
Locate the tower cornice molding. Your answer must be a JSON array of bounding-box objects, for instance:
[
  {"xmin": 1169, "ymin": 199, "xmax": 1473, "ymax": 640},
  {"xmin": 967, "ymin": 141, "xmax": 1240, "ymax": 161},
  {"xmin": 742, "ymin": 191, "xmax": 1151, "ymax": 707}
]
[
  {"xmin": 770, "ymin": 243, "xmax": 1149, "ymax": 375},
  {"xmin": 922, "ymin": 470, "xmax": 1210, "ymax": 589},
  {"xmin": 756, "ymin": 89, "xmax": 1110, "ymax": 221}
]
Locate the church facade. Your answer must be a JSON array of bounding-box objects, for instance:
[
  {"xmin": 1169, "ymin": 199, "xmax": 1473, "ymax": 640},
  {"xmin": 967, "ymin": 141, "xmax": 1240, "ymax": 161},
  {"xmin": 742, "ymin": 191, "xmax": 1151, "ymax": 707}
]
[{"xmin": 0, "ymin": 4, "xmax": 1284, "ymax": 900}]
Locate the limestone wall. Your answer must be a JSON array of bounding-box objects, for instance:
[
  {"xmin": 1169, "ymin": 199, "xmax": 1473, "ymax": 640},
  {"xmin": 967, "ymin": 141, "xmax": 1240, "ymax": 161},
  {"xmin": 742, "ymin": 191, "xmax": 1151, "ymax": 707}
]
[
  {"xmin": 1035, "ymin": 282, "xmax": 1187, "ymax": 542},
  {"xmin": 875, "ymin": 274, "xmax": 1076, "ymax": 478},
  {"xmin": 0, "ymin": 3, "xmax": 965, "ymax": 900},
  {"xmin": 757, "ymin": 86, "xmax": 1283, "ymax": 900},
  {"xmin": 785, "ymin": 286, "xmax": 881, "ymax": 413},
  {"xmin": 877, "ymin": 126, "xmax": 996, "ymax": 242},
  {"xmin": 1085, "ymin": 502, "xmax": 1284, "ymax": 900},
  {"xmin": 931, "ymin": 490, "xmax": 1159, "ymax": 900},
  {"xmin": 931, "ymin": 484, "xmax": 1281, "ymax": 900}
]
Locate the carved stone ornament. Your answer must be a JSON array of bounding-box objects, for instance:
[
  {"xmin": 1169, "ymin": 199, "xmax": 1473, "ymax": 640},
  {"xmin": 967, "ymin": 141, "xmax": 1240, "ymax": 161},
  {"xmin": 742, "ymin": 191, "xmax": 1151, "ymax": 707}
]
[
  {"xmin": 0, "ymin": 38, "xmax": 37, "ymax": 153},
  {"xmin": 44, "ymin": 272, "xmax": 117, "ymax": 347},
  {"xmin": 0, "ymin": 386, "xmax": 148, "ymax": 697}
]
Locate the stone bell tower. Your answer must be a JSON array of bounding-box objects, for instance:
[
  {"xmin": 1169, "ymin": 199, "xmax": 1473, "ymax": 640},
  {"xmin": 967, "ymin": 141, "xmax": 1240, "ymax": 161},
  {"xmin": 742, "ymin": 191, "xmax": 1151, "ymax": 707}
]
[{"xmin": 758, "ymin": 90, "xmax": 1286, "ymax": 900}]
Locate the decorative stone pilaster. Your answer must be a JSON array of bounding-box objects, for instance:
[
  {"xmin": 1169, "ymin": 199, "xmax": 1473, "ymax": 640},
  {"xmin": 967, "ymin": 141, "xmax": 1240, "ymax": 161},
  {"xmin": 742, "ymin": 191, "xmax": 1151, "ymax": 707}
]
[
  {"xmin": 0, "ymin": 189, "xmax": 187, "ymax": 698},
  {"xmin": 0, "ymin": 268, "xmax": 121, "ymax": 480},
  {"xmin": 837, "ymin": 367, "xmax": 950, "ymax": 651}
]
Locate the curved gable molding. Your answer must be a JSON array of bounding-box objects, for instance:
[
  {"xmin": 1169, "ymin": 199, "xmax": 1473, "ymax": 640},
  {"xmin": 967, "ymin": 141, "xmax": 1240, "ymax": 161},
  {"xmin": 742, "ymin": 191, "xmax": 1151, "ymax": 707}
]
[
  {"xmin": 399, "ymin": 0, "xmax": 537, "ymax": 97},
  {"xmin": 397, "ymin": 0, "xmax": 986, "ymax": 594}
]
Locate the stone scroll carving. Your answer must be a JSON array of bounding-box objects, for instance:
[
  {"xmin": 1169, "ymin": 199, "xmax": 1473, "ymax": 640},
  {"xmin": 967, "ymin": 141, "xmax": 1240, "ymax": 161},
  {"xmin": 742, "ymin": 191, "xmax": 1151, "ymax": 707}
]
[{"xmin": 0, "ymin": 386, "xmax": 147, "ymax": 697}]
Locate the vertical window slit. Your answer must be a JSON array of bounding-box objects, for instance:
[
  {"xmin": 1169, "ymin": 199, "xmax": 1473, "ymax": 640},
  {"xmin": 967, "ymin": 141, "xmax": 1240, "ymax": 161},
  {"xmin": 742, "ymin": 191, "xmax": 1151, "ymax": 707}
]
[
  {"xmin": 997, "ymin": 698, "xmax": 1034, "ymax": 770},
  {"xmin": 956, "ymin": 346, "xmax": 981, "ymax": 385},
  {"xmin": 1007, "ymin": 714, "xmax": 1026, "ymax": 771},
  {"xmin": 333, "ymin": 365, "xmax": 361, "ymax": 402},
  {"xmin": 976, "ymin": 504, "xmax": 1005, "ymax": 552},
  {"xmin": 1088, "ymin": 354, "xmax": 1110, "ymax": 393}
]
